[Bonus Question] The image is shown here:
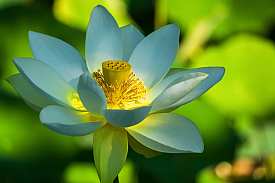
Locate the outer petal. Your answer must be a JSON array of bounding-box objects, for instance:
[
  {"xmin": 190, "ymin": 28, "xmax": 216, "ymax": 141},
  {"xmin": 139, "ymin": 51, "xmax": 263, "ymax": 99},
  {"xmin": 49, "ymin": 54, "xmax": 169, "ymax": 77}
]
[
  {"xmin": 129, "ymin": 24, "xmax": 179, "ymax": 89},
  {"xmin": 93, "ymin": 123, "xmax": 128, "ymax": 183},
  {"xmin": 102, "ymin": 106, "xmax": 152, "ymax": 127},
  {"xmin": 6, "ymin": 74, "xmax": 55, "ymax": 112},
  {"xmin": 29, "ymin": 31, "xmax": 88, "ymax": 90},
  {"xmin": 86, "ymin": 5, "xmax": 123, "ymax": 72},
  {"xmin": 163, "ymin": 68, "xmax": 185, "ymax": 79},
  {"xmin": 126, "ymin": 113, "xmax": 204, "ymax": 153},
  {"xmin": 40, "ymin": 105, "xmax": 105, "ymax": 136},
  {"xmin": 120, "ymin": 24, "xmax": 144, "ymax": 62},
  {"xmin": 165, "ymin": 67, "xmax": 225, "ymax": 109},
  {"xmin": 13, "ymin": 58, "xmax": 76, "ymax": 109},
  {"xmin": 147, "ymin": 67, "xmax": 224, "ymax": 102},
  {"xmin": 149, "ymin": 73, "xmax": 208, "ymax": 113},
  {"xmin": 128, "ymin": 133, "xmax": 163, "ymax": 158},
  {"xmin": 77, "ymin": 72, "xmax": 107, "ymax": 117}
]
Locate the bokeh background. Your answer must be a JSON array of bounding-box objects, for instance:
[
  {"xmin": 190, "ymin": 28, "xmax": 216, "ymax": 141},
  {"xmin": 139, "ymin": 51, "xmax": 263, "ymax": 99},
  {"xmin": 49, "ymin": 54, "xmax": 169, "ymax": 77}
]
[{"xmin": 1, "ymin": 0, "xmax": 275, "ymax": 182}]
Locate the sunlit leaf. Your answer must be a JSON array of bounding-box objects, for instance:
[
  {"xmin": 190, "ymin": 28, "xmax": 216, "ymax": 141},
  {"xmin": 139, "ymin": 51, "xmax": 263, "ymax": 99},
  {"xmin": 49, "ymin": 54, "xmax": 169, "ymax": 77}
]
[
  {"xmin": 197, "ymin": 167, "xmax": 226, "ymax": 183},
  {"xmin": 63, "ymin": 160, "xmax": 137, "ymax": 183},
  {"xmin": 53, "ymin": 0, "xmax": 135, "ymax": 31},
  {"xmin": 191, "ymin": 34, "xmax": 275, "ymax": 116},
  {"xmin": 0, "ymin": 0, "xmax": 23, "ymax": 10},
  {"xmin": 63, "ymin": 162, "xmax": 100, "ymax": 183},
  {"xmin": 237, "ymin": 123, "xmax": 275, "ymax": 158},
  {"xmin": 167, "ymin": 0, "xmax": 275, "ymax": 38},
  {"xmin": 213, "ymin": 0, "xmax": 275, "ymax": 38},
  {"xmin": 167, "ymin": 0, "xmax": 221, "ymax": 30},
  {"xmin": 0, "ymin": 5, "xmax": 85, "ymax": 95},
  {"xmin": 172, "ymin": 99, "xmax": 230, "ymax": 151},
  {"xmin": 0, "ymin": 99, "xmax": 77, "ymax": 160}
]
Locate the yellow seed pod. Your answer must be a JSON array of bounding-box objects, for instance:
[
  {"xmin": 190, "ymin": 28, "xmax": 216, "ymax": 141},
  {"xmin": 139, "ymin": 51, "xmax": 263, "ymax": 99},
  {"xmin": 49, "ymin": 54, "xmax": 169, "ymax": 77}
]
[{"xmin": 102, "ymin": 60, "xmax": 132, "ymax": 85}]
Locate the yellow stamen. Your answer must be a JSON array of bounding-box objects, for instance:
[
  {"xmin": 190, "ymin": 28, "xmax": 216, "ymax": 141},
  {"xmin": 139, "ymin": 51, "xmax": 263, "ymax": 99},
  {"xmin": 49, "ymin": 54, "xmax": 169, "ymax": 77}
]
[{"xmin": 92, "ymin": 61, "xmax": 147, "ymax": 109}]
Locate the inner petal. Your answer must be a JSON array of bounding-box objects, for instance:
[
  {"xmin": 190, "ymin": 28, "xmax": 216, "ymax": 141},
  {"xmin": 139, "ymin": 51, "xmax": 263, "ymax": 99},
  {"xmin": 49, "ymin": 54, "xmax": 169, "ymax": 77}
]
[{"xmin": 70, "ymin": 92, "xmax": 86, "ymax": 111}]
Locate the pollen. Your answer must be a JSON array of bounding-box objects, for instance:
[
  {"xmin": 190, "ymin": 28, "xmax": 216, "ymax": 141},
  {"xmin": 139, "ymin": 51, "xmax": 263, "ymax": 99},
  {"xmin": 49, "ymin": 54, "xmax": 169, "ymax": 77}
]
[{"xmin": 92, "ymin": 60, "xmax": 147, "ymax": 109}]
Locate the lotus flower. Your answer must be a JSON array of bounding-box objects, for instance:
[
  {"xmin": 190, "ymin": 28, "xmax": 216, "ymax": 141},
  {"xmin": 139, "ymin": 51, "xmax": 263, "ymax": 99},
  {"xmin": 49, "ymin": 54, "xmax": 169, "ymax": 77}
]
[{"xmin": 7, "ymin": 5, "xmax": 225, "ymax": 183}]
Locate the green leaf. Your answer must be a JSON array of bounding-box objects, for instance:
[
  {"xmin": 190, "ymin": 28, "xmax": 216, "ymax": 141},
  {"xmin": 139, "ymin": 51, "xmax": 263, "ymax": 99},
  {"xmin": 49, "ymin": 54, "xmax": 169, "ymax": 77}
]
[
  {"xmin": 191, "ymin": 34, "xmax": 275, "ymax": 116},
  {"xmin": 167, "ymin": 0, "xmax": 275, "ymax": 39},
  {"xmin": 0, "ymin": 0, "xmax": 23, "ymax": 10},
  {"xmin": 53, "ymin": 0, "xmax": 135, "ymax": 31},
  {"xmin": 167, "ymin": 0, "xmax": 221, "ymax": 30},
  {"xmin": 63, "ymin": 162, "xmax": 100, "ymax": 183}
]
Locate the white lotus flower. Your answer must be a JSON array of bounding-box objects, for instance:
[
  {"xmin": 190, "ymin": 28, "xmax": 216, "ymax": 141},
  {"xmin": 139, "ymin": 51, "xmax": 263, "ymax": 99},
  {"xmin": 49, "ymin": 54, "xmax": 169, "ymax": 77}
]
[{"xmin": 7, "ymin": 5, "xmax": 225, "ymax": 183}]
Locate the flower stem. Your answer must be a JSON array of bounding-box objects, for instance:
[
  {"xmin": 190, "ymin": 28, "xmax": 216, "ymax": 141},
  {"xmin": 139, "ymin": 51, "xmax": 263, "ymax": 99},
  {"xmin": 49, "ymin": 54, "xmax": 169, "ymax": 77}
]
[{"xmin": 113, "ymin": 176, "xmax": 119, "ymax": 183}]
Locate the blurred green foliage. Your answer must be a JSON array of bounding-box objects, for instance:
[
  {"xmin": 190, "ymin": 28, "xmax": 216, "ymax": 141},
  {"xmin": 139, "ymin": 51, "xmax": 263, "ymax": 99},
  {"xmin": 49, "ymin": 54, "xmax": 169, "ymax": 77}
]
[{"xmin": 0, "ymin": 0, "xmax": 275, "ymax": 182}]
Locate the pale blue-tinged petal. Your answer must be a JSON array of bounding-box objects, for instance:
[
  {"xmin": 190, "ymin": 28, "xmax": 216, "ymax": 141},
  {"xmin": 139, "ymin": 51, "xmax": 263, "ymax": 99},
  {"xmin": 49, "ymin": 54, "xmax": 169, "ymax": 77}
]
[
  {"xmin": 29, "ymin": 31, "xmax": 88, "ymax": 90},
  {"xmin": 127, "ymin": 113, "xmax": 204, "ymax": 153},
  {"xmin": 166, "ymin": 67, "xmax": 225, "ymax": 109},
  {"xmin": 150, "ymin": 73, "xmax": 208, "ymax": 113},
  {"xmin": 129, "ymin": 24, "xmax": 179, "ymax": 89},
  {"xmin": 147, "ymin": 72, "xmax": 208, "ymax": 101},
  {"xmin": 93, "ymin": 123, "xmax": 128, "ymax": 183},
  {"xmin": 6, "ymin": 74, "xmax": 55, "ymax": 112},
  {"xmin": 40, "ymin": 105, "xmax": 105, "ymax": 136},
  {"xmin": 77, "ymin": 72, "xmax": 107, "ymax": 117},
  {"xmin": 128, "ymin": 133, "xmax": 163, "ymax": 158},
  {"xmin": 86, "ymin": 5, "xmax": 123, "ymax": 72},
  {"xmin": 163, "ymin": 68, "xmax": 185, "ymax": 79},
  {"xmin": 102, "ymin": 106, "xmax": 152, "ymax": 127},
  {"xmin": 147, "ymin": 67, "xmax": 224, "ymax": 102},
  {"xmin": 13, "ymin": 57, "xmax": 75, "ymax": 109},
  {"xmin": 120, "ymin": 24, "xmax": 144, "ymax": 62}
]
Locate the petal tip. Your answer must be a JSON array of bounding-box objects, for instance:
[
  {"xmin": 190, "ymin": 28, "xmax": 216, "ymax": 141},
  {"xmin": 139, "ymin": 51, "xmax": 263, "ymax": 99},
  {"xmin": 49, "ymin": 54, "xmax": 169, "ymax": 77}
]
[
  {"xmin": 5, "ymin": 75, "xmax": 13, "ymax": 83},
  {"xmin": 167, "ymin": 23, "xmax": 180, "ymax": 33},
  {"xmin": 92, "ymin": 5, "xmax": 108, "ymax": 14},
  {"xmin": 28, "ymin": 30, "xmax": 35, "ymax": 35},
  {"xmin": 221, "ymin": 67, "xmax": 225, "ymax": 74},
  {"xmin": 196, "ymin": 145, "xmax": 204, "ymax": 153},
  {"xmin": 28, "ymin": 30, "xmax": 40, "ymax": 39},
  {"xmin": 12, "ymin": 57, "xmax": 20, "ymax": 65}
]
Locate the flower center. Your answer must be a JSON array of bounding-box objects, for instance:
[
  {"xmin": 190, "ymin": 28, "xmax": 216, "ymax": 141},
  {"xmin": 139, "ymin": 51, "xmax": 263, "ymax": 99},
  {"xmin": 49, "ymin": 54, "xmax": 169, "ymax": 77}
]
[
  {"xmin": 71, "ymin": 92, "xmax": 86, "ymax": 110},
  {"xmin": 92, "ymin": 60, "xmax": 147, "ymax": 109},
  {"xmin": 102, "ymin": 60, "xmax": 132, "ymax": 85}
]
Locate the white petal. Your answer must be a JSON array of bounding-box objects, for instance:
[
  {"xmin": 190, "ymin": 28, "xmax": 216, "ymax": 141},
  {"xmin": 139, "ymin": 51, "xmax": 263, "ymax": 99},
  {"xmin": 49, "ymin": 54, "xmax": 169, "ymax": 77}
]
[
  {"xmin": 147, "ymin": 67, "xmax": 224, "ymax": 101},
  {"xmin": 127, "ymin": 113, "xmax": 204, "ymax": 153},
  {"xmin": 93, "ymin": 123, "xmax": 128, "ymax": 183},
  {"xmin": 163, "ymin": 68, "xmax": 185, "ymax": 78},
  {"xmin": 40, "ymin": 105, "xmax": 105, "ymax": 136},
  {"xmin": 6, "ymin": 74, "xmax": 55, "ymax": 112},
  {"xmin": 167, "ymin": 67, "xmax": 225, "ymax": 109},
  {"xmin": 29, "ymin": 31, "xmax": 88, "ymax": 90},
  {"xmin": 13, "ymin": 57, "xmax": 75, "ymax": 109},
  {"xmin": 129, "ymin": 24, "xmax": 179, "ymax": 89},
  {"xmin": 77, "ymin": 72, "xmax": 107, "ymax": 117},
  {"xmin": 120, "ymin": 24, "xmax": 144, "ymax": 62},
  {"xmin": 86, "ymin": 5, "xmax": 123, "ymax": 72},
  {"xmin": 150, "ymin": 73, "xmax": 208, "ymax": 113},
  {"xmin": 102, "ymin": 106, "xmax": 152, "ymax": 127},
  {"xmin": 128, "ymin": 133, "xmax": 163, "ymax": 158}
]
